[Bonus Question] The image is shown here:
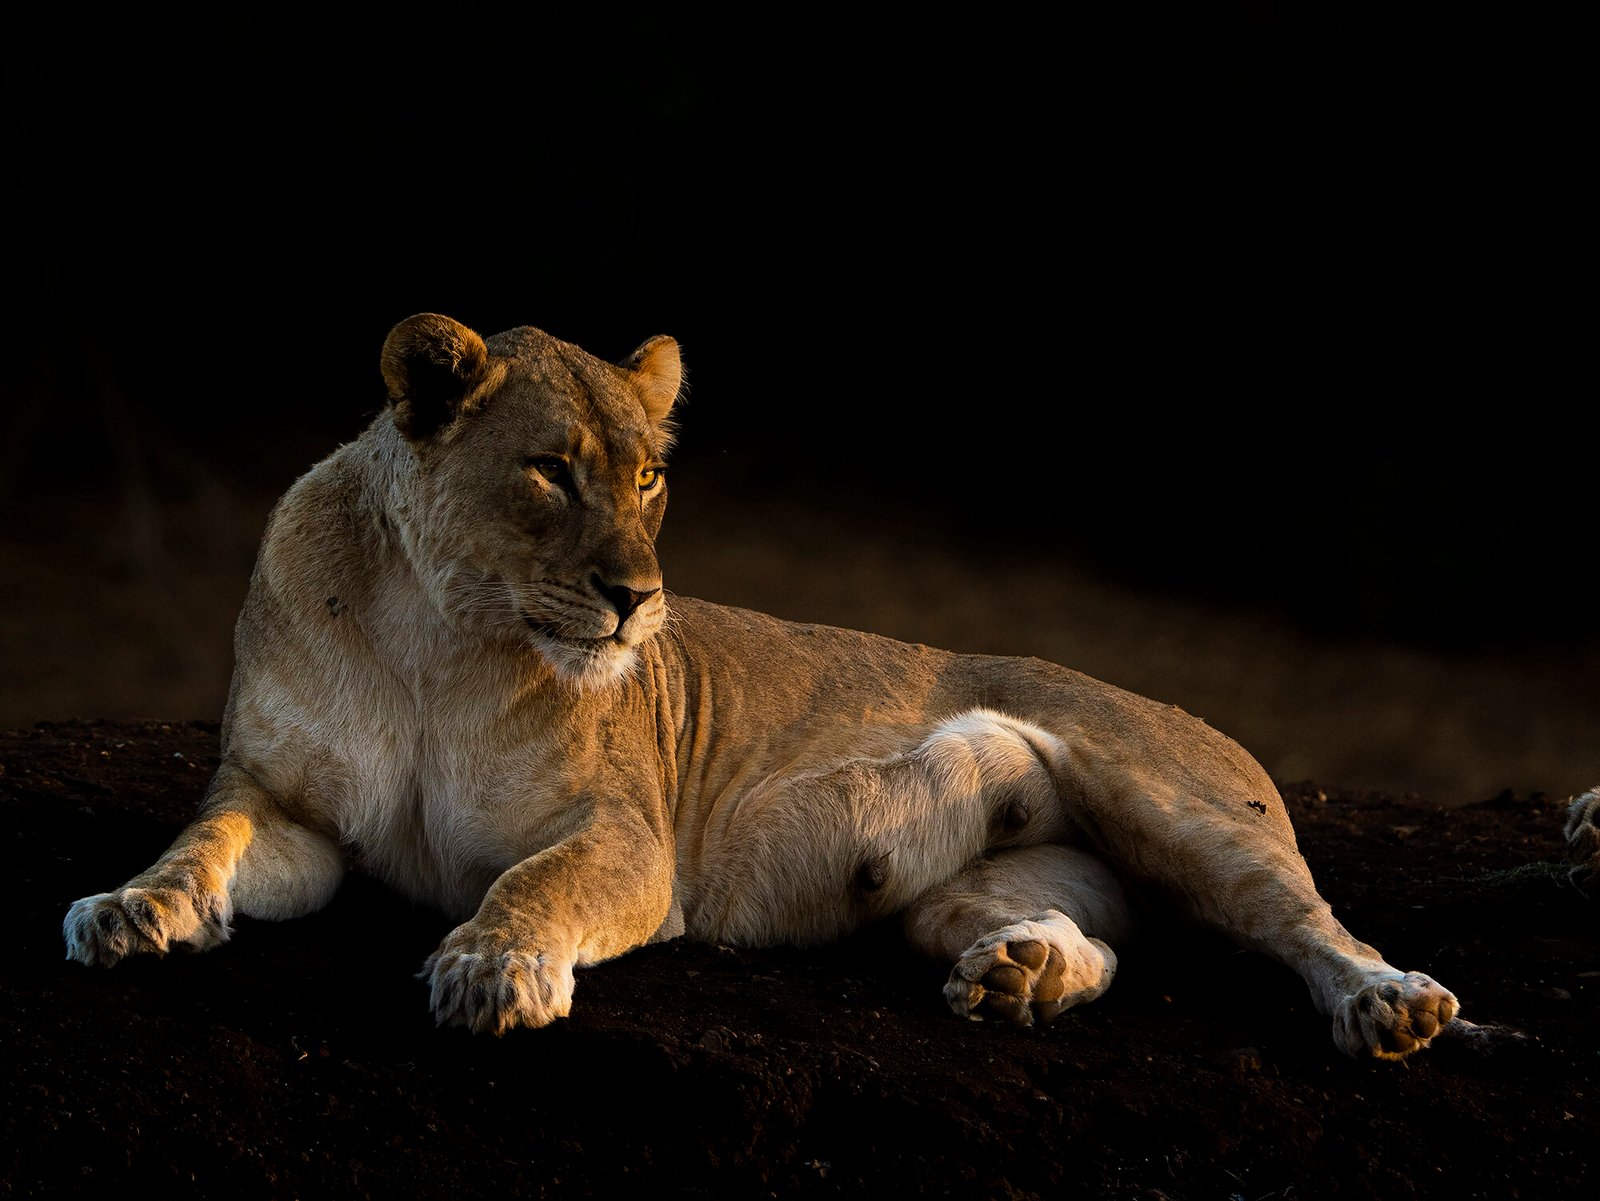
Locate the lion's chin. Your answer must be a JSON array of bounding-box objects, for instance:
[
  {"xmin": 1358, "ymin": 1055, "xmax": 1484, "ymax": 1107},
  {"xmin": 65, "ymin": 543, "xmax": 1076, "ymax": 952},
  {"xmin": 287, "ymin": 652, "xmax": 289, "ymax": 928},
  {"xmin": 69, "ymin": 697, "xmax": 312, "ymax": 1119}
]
[
  {"xmin": 525, "ymin": 628, "xmax": 641, "ymax": 690},
  {"xmin": 515, "ymin": 607, "xmax": 663, "ymax": 690}
]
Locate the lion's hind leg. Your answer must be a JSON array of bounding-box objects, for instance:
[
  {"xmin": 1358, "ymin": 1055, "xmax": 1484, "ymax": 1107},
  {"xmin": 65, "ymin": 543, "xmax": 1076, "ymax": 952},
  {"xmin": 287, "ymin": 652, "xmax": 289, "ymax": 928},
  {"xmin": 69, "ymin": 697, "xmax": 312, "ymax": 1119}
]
[
  {"xmin": 693, "ymin": 707, "xmax": 1076, "ymax": 947},
  {"xmin": 904, "ymin": 844, "xmax": 1133, "ymax": 1027},
  {"xmin": 1565, "ymin": 786, "xmax": 1600, "ymax": 898},
  {"xmin": 1330, "ymin": 972, "xmax": 1460, "ymax": 1059},
  {"xmin": 1136, "ymin": 805, "xmax": 1459, "ymax": 1061}
]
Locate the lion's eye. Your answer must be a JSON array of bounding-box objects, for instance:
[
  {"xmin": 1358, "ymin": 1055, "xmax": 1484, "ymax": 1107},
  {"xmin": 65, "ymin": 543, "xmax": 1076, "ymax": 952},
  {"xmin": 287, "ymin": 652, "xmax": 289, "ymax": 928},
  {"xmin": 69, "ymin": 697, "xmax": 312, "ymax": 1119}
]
[
  {"xmin": 525, "ymin": 457, "xmax": 571, "ymax": 489},
  {"xmin": 637, "ymin": 466, "xmax": 664, "ymax": 492}
]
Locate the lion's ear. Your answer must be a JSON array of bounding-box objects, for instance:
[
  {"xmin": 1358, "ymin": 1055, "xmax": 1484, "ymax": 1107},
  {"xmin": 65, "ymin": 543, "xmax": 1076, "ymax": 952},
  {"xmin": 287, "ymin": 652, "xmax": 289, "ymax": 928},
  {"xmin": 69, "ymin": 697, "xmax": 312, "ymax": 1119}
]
[
  {"xmin": 620, "ymin": 335, "xmax": 683, "ymax": 427},
  {"xmin": 382, "ymin": 313, "xmax": 494, "ymax": 442}
]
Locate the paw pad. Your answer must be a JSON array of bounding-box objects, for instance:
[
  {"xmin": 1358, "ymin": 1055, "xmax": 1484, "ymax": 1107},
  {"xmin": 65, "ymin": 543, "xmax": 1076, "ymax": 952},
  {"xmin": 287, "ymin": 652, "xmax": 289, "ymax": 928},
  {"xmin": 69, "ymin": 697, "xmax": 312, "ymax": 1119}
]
[
  {"xmin": 1336, "ymin": 972, "xmax": 1459, "ymax": 1060},
  {"xmin": 945, "ymin": 913, "xmax": 1116, "ymax": 1027}
]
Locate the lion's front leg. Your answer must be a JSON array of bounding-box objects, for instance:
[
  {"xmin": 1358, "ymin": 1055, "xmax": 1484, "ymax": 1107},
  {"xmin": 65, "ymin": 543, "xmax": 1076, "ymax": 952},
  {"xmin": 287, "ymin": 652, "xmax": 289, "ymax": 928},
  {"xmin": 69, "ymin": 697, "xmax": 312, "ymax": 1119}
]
[
  {"xmin": 422, "ymin": 812, "xmax": 675, "ymax": 1034},
  {"xmin": 64, "ymin": 762, "xmax": 345, "ymax": 966},
  {"xmin": 64, "ymin": 819, "xmax": 242, "ymax": 965}
]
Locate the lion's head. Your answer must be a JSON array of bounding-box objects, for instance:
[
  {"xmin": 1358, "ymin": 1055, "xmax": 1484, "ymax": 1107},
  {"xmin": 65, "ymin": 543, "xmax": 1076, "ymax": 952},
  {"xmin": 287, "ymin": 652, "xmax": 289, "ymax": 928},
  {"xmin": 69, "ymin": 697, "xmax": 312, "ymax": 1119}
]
[{"xmin": 379, "ymin": 313, "xmax": 683, "ymax": 686}]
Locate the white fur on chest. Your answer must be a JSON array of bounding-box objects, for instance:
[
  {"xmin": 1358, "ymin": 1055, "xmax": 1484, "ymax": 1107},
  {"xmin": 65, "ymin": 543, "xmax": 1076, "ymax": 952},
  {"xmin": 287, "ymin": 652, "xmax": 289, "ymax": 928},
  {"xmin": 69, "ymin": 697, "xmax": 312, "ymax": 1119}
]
[{"xmin": 319, "ymin": 614, "xmax": 579, "ymax": 919}]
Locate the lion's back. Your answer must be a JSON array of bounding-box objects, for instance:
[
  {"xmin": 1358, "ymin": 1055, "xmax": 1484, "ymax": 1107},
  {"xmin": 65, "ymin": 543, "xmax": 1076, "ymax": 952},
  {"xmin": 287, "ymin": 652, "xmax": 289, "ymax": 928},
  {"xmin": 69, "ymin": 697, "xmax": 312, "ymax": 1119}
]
[{"xmin": 661, "ymin": 593, "xmax": 1275, "ymax": 806}]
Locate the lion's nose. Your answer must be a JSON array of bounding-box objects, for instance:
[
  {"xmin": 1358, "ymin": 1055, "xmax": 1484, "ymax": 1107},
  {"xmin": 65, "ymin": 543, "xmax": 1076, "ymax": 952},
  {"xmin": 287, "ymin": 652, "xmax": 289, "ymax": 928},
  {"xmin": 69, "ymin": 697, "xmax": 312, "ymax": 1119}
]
[{"xmin": 593, "ymin": 575, "xmax": 660, "ymax": 620}]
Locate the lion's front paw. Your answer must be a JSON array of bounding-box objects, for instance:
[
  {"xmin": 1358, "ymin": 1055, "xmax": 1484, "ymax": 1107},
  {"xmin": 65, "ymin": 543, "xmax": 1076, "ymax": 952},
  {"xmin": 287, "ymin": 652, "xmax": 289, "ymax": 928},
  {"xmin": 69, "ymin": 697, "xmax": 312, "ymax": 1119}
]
[
  {"xmin": 1333, "ymin": 972, "xmax": 1459, "ymax": 1060},
  {"xmin": 1565, "ymin": 788, "xmax": 1600, "ymax": 898},
  {"xmin": 63, "ymin": 884, "xmax": 232, "ymax": 967},
  {"xmin": 421, "ymin": 922, "xmax": 576, "ymax": 1035},
  {"xmin": 944, "ymin": 910, "xmax": 1117, "ymax": 1027}
]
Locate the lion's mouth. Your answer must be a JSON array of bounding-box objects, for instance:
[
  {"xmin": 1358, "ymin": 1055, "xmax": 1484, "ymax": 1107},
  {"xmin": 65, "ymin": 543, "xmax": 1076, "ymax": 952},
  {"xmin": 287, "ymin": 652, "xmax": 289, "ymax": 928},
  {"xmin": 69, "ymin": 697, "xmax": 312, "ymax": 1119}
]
[
  {"xmin": 516, "ymin": 607, "xmax": 643, "ymax": 689},
  {"xmin": 519, "ymin": 611, "xmax": 622, "ymax": 647}
]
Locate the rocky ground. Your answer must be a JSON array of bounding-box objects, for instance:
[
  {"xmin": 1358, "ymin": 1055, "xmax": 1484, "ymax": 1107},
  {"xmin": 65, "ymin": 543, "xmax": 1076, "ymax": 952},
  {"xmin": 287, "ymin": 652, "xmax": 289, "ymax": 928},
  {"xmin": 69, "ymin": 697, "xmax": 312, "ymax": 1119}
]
[{"xmin": 3, "ymin": 718, "xmax": 1594, "ymax": 1200}]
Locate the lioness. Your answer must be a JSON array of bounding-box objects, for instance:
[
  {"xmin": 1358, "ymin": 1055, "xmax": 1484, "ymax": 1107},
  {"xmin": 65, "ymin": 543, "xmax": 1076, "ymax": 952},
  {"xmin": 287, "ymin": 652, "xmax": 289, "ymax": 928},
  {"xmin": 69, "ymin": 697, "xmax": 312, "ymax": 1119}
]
[{"xmin": 65, "ymin": 314, "xmax": 1463, "ymax": 1059}]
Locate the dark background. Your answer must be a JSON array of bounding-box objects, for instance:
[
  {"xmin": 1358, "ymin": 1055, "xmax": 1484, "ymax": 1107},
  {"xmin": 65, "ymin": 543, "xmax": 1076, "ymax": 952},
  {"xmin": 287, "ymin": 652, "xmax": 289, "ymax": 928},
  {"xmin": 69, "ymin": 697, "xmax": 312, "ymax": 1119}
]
[{"xmin": 3, "ymin": 4, "xmax": 1593, "ymax": 802}]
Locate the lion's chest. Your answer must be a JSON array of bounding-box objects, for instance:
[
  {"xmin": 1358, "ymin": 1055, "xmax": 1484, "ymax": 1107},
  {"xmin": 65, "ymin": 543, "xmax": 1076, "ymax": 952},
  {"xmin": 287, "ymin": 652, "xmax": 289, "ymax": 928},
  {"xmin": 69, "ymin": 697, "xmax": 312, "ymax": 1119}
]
[{"xmin": 334, "ymin": 709, "xmax": 581, "ymax": 919}]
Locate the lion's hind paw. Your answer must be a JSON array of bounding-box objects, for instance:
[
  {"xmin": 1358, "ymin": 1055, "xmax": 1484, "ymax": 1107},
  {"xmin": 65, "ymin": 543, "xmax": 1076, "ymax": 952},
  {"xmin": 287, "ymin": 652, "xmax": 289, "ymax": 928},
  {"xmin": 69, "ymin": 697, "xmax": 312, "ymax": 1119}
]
[
  {"xmin": 63, "ymin": 885, "xmax": 232, "ymax": 967},
  {"xmin": 1565, "ymin": 787, "xmax": 1600, "ymax": 898},
  {"xmin": 944, "ymin": 911, "xmax": 1117, "ymax": 1028},
  {"xmin": 1333, "ymin": 972, "xmax": 1459, "ymax": 1060}
]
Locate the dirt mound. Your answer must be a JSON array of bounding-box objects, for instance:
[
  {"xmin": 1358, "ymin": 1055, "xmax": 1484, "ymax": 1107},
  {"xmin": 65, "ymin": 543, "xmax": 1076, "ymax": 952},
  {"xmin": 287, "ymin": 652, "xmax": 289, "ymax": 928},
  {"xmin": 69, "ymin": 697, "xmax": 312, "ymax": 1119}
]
[{"xmin": 3, "ymin": 720, "xmax": 1594, "ymax": 1199}]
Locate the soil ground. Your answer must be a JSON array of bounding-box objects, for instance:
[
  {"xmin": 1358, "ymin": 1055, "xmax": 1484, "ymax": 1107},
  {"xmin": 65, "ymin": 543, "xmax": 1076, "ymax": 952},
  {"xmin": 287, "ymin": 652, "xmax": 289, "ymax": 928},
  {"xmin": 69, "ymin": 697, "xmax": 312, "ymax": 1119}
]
[
  {"xmin": 5, "ymin": 15, "xmax": 1593, "ymax": 1198},
  {"xmin": 3, "ymin": 718, "xmax": 1594, "ymax": 1200},
  {"xmin": 4, "ymin": 400, "xmax": 1598, "ymax": 1201}
]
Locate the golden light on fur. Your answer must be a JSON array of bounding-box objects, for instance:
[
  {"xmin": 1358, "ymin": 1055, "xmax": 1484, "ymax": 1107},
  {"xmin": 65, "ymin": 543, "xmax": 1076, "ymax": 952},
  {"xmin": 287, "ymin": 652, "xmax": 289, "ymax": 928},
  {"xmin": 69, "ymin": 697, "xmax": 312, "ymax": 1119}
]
[{"xmin": 63, "ymin": 314, "xmax": 1475, "ymax": 1060}]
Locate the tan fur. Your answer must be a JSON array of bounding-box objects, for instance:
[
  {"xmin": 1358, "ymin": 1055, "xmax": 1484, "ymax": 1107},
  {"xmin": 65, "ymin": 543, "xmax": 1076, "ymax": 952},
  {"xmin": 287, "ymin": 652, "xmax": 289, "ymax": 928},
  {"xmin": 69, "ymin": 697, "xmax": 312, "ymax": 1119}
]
[{"xmin": 64, "ymin": 314, "xmax": 1462, "ymax": 1057}]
